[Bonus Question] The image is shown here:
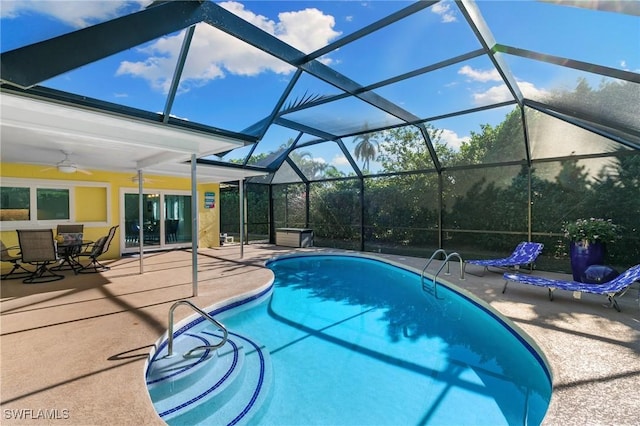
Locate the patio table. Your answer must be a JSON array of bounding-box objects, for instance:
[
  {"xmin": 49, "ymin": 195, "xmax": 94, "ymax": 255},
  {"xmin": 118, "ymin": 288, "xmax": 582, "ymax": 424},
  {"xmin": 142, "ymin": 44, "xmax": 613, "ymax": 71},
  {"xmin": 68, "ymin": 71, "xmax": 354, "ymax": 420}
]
[{"xmin": 52, "ymin": 240, "xmax": 93, "ymax": 273}]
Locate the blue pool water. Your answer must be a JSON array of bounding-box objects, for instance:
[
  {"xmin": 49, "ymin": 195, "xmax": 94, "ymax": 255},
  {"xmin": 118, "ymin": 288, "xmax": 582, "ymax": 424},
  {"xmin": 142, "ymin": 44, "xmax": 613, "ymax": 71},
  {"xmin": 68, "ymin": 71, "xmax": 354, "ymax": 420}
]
[{"xmin": 147, "ymin": 253, "xmax": 552, "ymax": 425}]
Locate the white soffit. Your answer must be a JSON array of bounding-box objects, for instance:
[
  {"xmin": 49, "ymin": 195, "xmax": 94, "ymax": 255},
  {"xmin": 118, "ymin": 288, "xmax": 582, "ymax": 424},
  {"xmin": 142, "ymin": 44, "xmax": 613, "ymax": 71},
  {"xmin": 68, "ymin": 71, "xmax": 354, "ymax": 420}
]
[
  {"xmin": 145, "ymin": 162, "xmax": 268, "ymax": 183},
  {"xmin": 0, "ymin": 92, "xmax": 245, "ymax": 163}
]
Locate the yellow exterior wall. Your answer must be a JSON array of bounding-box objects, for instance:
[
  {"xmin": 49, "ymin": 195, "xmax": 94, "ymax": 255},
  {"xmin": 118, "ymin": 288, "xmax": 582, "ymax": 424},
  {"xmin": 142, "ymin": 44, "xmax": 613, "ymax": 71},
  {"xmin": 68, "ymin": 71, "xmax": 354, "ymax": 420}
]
[
  {"xmin": 76, "ymin": 186, "xmax": 108, "ymax": 222},
  {"xmin": 1, "ymin": 163, "xmax": 221, "ymax": 274},
  {"xmin": 198, "ymin": 183, "xmax": 220, "ymax": 248}
]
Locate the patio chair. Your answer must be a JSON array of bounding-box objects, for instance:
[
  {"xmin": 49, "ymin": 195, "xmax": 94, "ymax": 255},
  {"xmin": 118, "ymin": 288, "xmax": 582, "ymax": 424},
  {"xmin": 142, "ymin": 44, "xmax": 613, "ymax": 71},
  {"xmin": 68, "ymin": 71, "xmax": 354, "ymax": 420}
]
[
  {"xmin": 503, "ymin": 264, "xmax": 640, "ymax": 312},
  {"xmin": 76, "ymin": 225, "xmax": 119, "ymax": 274},
  {"xmin": 166, "ymin": 219, "xmax": 178, "ymax": 243},
  {"xmin": 464, "ymin": 242, "xmax": 544, "ymax": 276},
  {"xmin": 16, "ymin": 229, "xmax": 64, "ymax": 284},
  {"xmin": 1, "ymin": 240, "xmax": 32, "ymax": 280},
  {"xmin": 126, "ymin": 220, "xmax": 140, "ymax": 243},
  {"xmin": 57, "ymin": 224, "xmax": 84, "ymax": 234}
]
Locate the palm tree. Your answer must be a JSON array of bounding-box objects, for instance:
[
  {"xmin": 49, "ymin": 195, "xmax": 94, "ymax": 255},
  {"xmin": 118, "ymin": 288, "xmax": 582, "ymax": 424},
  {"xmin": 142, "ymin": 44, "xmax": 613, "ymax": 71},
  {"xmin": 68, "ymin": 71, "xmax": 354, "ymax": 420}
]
[{"xmin": 353, "ymin": 128, "xmax": 379, "ymax": 171}]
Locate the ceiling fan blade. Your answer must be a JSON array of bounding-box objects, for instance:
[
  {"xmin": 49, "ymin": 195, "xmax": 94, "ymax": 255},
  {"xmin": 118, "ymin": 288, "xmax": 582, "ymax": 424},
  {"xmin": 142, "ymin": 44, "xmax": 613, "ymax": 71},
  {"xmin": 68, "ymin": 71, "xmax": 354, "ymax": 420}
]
[
  {"xmin": 40, "ymin": 166, "xmax": 55, "ymax": 172},
  {"xmin": 77, "ymin": 168, "xmax": 93, "ymax": 175},
  {"xmin": 131, "ymin": 176, "xmax": 162, "ymax": 183}
]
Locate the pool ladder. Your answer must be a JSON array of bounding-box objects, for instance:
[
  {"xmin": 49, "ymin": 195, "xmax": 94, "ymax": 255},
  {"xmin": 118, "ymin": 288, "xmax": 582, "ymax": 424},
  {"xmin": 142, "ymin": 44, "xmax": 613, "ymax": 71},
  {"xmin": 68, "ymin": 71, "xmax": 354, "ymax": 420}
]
[
  {"xmin": 421, "ymin": 249, "xmax": 465, "ymax": 299},
  {"xmin": 167, "ymin": 300, "xmax": 228, "ymax": 358}
]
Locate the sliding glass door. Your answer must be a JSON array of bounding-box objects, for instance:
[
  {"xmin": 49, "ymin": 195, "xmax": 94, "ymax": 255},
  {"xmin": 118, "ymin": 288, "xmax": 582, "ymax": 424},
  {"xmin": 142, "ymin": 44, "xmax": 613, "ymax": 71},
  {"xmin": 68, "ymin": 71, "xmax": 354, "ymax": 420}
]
[
  {"xmin": 164, "ymin": 194, "xmax": 192, "ymax": 245},
  {"xmin": 122, "ymin": 191, "xmax": 192, "ymax": 252}
]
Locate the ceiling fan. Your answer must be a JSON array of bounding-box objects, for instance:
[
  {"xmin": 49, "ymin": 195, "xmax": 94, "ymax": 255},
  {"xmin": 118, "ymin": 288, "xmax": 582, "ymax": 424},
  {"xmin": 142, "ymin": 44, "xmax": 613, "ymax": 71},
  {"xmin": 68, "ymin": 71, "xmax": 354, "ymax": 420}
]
[
  {"xmin": 41, "ymin": 150, "xmax": 92, "ymax": 175},
  {"xmin": 130, "ymin": 175, "xmax": 163, "ymax": 184}
]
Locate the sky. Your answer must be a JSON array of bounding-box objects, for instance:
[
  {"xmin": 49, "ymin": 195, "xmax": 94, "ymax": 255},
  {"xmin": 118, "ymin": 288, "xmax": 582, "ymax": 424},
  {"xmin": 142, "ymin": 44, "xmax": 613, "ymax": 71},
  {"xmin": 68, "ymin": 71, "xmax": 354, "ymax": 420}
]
[{"xmin": 1, "ymin": 0, "xmax": 638, "ymax": 175}]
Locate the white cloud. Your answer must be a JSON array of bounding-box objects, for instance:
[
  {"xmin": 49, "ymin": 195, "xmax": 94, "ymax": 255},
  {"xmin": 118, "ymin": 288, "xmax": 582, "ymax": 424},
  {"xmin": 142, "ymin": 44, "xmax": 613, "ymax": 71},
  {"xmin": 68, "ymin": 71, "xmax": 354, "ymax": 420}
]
[
  {"xmin": 332, "ymin": 154, "xmax": 351, "ymax": 166},
  {"xmin": 472, "ymin": 84, "xmax": 513, "ymax": 104},
  {"xmin": 116, "ymin": 2, "xmax": 341, "ymax": 93},
  {"xmin": 117, "ymin": 23, "xmax": 292, "ymax": 93},
  {"xmin": 620, "ymin": 59, "xmax": 627, "ymax": 69},
  {"xmin": 220, "ymin": 2, "xmax": 340, "ymax": 54},
  {"xmin": 458, "ymin": 64, "xmax": 549, "ymax": 104},
  {"xmin": 275, "ymin": 7, "xmax": 340, "ymax": 53},
  {"xmin": 517, "ymin": 81, "xmax": 550, "ymax": 99},
  {"xmin": 4, "ymin": 1, "xmax": 340, "ymax": 94},
  {"xmin": 0, "ymin": 1, "xmax": 21, "ymax": 18},
  {"xmin": 221, "ymin": 1, "xmax": 277, "ymax": 33},
  {"xmin": 541, "ymin": 0, "xmax": 640, "ymax": 15},
  {"xmin": 439, "ymin": 128, "xmax": 469, "ymax": 151},
  {"xmin": 1, "ymin": 0, "xmax": 149, "ymax": 28},
  {"xmin": 431, "ymin": 1, "xmax": 457, "ymax": 23},
  {"xmin": 471, "ymin": 80, "xmax": 550, "ymax": 104},
  {"xmin": 458, "ymin": 65, "xmax": 501, "ymax": 82}
]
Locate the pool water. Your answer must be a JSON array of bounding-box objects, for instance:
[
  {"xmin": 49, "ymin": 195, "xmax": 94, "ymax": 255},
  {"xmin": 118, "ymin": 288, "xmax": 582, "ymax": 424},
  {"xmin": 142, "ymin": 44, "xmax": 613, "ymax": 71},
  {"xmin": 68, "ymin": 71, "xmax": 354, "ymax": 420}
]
[{"xmin": 149, "ymin": 254, "xmax": 552, "ymax": 425}]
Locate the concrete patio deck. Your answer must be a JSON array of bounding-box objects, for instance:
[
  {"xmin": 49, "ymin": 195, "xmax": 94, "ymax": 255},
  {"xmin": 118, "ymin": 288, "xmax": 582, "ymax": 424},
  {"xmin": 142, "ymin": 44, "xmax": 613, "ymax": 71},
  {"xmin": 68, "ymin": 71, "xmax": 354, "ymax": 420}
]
[{"xmin": 1, "ymin": 244, "xmax": 638, "ymax": 425}]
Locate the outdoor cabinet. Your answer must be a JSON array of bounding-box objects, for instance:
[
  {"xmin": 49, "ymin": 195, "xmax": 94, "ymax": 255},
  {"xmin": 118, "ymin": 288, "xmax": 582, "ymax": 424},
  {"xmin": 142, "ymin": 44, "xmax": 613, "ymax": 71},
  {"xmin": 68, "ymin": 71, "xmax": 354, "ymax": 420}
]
[{"xmin": 275, "ymin": 228, "xmax": 314, "ymax": 248}]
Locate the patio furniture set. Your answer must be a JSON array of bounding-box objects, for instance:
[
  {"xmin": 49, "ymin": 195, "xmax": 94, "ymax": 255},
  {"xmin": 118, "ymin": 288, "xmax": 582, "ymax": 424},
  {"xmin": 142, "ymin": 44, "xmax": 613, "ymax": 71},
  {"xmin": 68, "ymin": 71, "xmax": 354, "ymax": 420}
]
[{"xmin": 1, "ymin": 224, "xmax": 118, "ymax": 283}]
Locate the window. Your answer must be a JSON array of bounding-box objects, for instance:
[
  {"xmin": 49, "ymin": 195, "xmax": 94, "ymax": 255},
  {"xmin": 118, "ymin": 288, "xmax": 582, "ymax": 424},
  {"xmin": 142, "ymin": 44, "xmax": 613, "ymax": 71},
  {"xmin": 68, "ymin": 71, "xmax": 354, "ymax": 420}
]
[
  {"xmin": 36, "ymin": 188, "xmax": 70, "ymax": 220},
  {"xmin": 0, "ymin": 185, "xmax": 70, "ymax": 222},
  {"xmin": 0, "ymin": 178, "xmax": 110, "ymax": 229},
  {"xmin": 0, "ymin": 186, "xmax": 30, "ymax": 221}
]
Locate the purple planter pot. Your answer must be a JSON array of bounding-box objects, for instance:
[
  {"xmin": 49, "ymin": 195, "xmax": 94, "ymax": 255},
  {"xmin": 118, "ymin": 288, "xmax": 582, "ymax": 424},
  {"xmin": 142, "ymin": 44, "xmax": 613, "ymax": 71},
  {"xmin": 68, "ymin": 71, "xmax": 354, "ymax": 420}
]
[{"xmin": 569, "ymin": 240, "xmax": 605, "ymax": 282}]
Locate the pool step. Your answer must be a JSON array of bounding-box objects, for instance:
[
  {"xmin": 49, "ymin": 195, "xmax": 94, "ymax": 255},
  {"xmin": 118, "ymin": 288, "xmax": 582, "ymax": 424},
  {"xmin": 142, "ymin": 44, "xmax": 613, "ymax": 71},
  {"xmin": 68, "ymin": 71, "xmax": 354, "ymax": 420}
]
[
  {"xmin": 193, "ymin": 331, "xmax": 273, "ymax": 426},
  {"xmin": 146, "ymin": 330, "xmax": 272, "ymax": 426},
  {"xmin": 146, "ymin": 332, "xmax": 243, "ymax": 403}
]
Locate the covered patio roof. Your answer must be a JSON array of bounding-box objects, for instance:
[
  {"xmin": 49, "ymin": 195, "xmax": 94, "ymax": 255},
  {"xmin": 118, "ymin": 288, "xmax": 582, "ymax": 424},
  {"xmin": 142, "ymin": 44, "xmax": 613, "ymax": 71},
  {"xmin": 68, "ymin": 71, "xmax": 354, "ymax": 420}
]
[{"xmin": 0, "ymin": 90, "xmax": 268, "ymax": 182}]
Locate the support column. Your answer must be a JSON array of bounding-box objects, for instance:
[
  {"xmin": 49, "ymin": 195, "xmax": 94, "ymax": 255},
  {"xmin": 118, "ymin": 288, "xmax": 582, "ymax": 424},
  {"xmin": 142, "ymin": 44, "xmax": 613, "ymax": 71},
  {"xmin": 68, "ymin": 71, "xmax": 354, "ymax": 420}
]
[
  {"xmin": 239, "ymin": 179, "xmax": 245, "ymax": 259},
  {"xmin": 191, "ymin": 154, "xmax": 198, "ymax": 297},
  {"xmin": 138, "ymin": 169, "xmax": 144, "ymax": 274}
]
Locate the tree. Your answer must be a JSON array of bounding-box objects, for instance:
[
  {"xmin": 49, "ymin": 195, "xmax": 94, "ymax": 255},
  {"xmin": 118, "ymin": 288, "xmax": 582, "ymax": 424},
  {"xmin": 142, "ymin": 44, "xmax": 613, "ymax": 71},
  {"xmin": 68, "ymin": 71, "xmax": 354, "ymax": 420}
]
[
  {"xmin": 358, "ymin": 125, "xmax": 445, "ymax": 248},
  {"xmin": 376, "ymin": 125, "xmax": 445, "ymax": 172},
  {"xmin": 353, "ymin": 125, "xmax": 380, "ymax": 171}
]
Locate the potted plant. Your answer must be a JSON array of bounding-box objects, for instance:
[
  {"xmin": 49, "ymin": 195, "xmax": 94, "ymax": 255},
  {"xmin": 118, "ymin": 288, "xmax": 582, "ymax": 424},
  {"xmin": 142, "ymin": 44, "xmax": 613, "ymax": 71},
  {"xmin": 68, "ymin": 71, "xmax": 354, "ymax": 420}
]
[{"xmin": 562, "ymin": 218, "xmax": 620, "ymax": 282}]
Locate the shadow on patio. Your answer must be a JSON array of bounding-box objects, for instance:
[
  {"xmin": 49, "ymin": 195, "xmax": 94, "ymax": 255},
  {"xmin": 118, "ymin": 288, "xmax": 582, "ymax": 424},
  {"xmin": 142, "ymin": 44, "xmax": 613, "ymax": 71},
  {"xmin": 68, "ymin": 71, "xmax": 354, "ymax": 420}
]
[{"xmin": 1, "ymin": 245, "xmax": 638, "ymax": 425}]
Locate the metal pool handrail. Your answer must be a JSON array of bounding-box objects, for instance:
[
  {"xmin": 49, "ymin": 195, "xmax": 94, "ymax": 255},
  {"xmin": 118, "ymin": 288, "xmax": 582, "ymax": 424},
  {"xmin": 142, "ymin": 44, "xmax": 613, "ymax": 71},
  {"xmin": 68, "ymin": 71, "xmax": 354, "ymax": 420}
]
[
  {"xmin": 422, "ymin": 252, "xmax": 465, "ymax": 299},
  {"xmin": 167, "ymin": 300, "xmax": 228, "ymax": 357},
  {"xmin": 421, "ymin": 249, "xmax": 450, "ymax": 279}
]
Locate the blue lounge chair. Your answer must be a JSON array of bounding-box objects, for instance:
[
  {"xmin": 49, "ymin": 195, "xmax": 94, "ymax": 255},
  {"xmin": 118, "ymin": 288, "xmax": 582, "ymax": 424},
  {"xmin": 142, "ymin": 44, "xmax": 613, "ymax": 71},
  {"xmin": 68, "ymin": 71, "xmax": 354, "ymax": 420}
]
[
  {"xmin": 503, "ymin": 264, "xmax": 640, "ymax": 312},
  {"xmin": 464, "ymin": 242, "xmax": 544, "ymax": 275}
]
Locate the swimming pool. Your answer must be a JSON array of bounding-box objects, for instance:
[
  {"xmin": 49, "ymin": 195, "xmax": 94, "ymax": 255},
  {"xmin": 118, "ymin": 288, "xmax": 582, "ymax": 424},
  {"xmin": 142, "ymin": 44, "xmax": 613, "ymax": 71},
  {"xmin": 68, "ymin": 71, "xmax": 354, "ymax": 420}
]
[{"xmin": 146, "ymin": 253, "xmax": 552, "ymax": 425}]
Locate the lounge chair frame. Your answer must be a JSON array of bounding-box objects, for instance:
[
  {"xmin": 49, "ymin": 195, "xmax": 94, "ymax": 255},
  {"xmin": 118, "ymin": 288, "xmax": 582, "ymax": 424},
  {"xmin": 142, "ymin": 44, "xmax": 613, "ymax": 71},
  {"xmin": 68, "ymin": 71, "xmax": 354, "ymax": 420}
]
[
  {"xmin": 503, "ymin": 264, "xmax": 640, "ymax": 312},
  {"xmin": 464, "ymin": 242, "xmax": 544, "ymax": 276}
]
